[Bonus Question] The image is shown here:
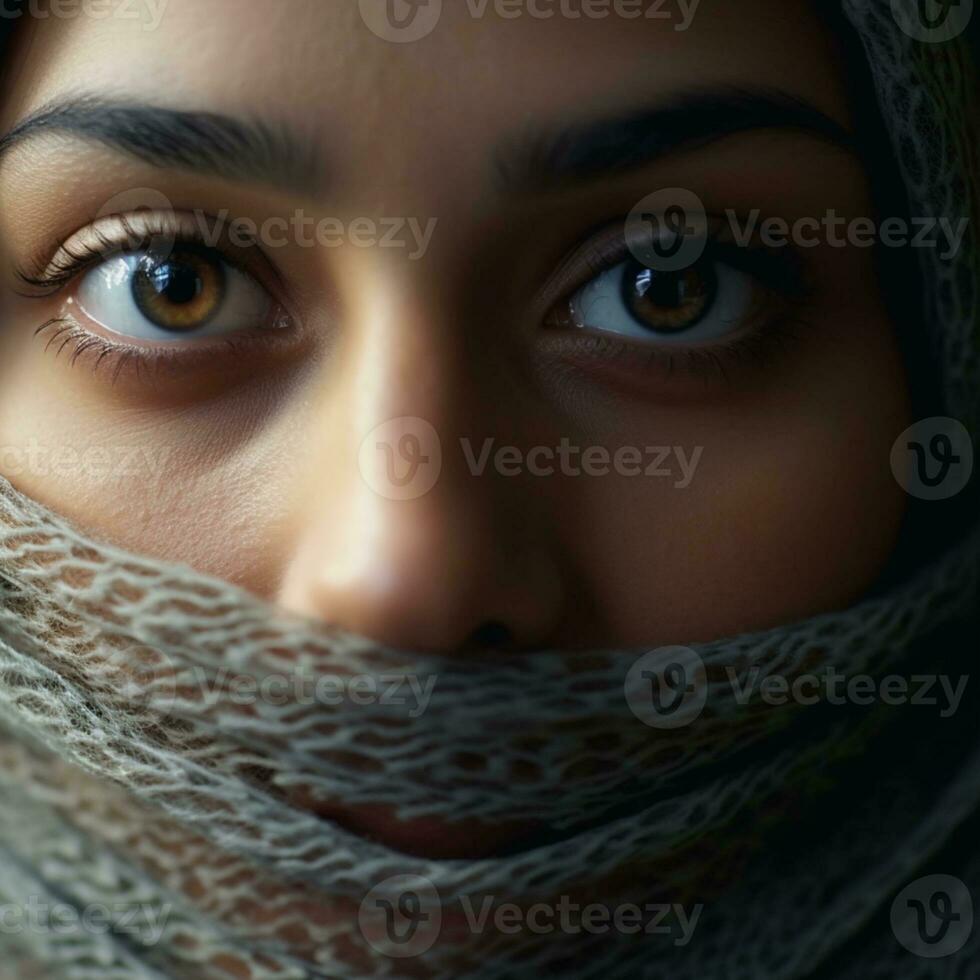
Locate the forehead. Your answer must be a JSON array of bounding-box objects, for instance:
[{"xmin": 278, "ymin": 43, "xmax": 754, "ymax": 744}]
[{"xmin": 2, "ymin": 0, "xmax": 848, "ymax": 170}]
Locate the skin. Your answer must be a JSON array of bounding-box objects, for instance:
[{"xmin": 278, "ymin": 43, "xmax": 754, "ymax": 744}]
[{"xmin": 0, "ymin": 0, "xmax": 909, "ymax": 665}]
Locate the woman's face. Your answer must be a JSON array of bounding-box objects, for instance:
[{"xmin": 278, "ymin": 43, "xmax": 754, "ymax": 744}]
[{"xmin": 0, "ymin": 0, "xmax": 908, "ymax": 651}]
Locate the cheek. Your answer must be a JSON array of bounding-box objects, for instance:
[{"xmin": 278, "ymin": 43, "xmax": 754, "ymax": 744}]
[
  {"xmin": 564, "ymin": 308, "xmax": 911, "ymax": 647},
  {"xmin": 0, "ymin": 335, "xmax": 296, "ymax": 595}
]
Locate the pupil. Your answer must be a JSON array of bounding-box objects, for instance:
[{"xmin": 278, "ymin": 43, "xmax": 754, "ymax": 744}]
[
  {"xmin": 633, "ymin": 266, "xmax": 686, "ymax": 308},
  {"xmin": 622, "ymin": 259, "xmax": 715, "ymax": 334},
  {"xmin": 148, "ymin": 262, "xmax": 202, "ymax": 305}
]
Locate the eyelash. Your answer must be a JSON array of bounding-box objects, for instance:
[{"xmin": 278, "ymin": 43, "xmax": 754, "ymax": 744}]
[
  {"xmin": 542, "ymin": 217, "xmax": 816, "ymax": 384},
  {"xmin": 30, "ymin": 317, "xmax": 270, "ymax": 384},
  {"xmin": 16, "ymin": 217, "xmax": 148, "ymax": 296}
]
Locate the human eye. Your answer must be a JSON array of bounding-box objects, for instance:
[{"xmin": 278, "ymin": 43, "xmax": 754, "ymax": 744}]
[
  {"xmin": 543, "ymin": 214, "xmax": 813, "ymax": 383},
  {"xmin": 561, "ymin": 253, "xmax": 751, "ymax": 344},
  {"xmin": 76, "ymin": 245, "xmax": 273, "ymax": 343},
  {"xmin": 16, "ymin": 211, "xmax": 294, "ymax": 376}
]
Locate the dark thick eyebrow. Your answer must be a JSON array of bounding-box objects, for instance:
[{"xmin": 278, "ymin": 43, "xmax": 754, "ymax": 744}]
[
  {"xmin": 0, "ymin": 94, "xmax": 325, "ymax": 196},
  {"xmin": 497, "ymin": 88, "xmax": 858, "ymax": 192}
]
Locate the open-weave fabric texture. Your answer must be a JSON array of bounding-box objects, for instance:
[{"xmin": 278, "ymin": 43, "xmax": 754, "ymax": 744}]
[{"xmin": 0, "ymin": 1, "xmax": 978, "ymax": 977}]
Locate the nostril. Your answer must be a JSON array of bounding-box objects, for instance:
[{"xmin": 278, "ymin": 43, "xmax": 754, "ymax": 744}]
[{"xmin": 465, "ymin": 620, "xmax": 515, "ymax": 652}]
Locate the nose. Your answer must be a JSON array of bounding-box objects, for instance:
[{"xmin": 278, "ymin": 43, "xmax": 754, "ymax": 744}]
[
  {"xmin": 277, "ymin": 478, "xmax": 565, "ymax": 652},
  {"xmin": 275, "ymin": 291, "xmax": 566, "ymax": 654}
]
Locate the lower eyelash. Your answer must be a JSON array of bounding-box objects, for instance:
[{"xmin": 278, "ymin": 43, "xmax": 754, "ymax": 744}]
[
  {"xmin": 33, "ymin": 314, "xmax": 268, "ymax": 385},
  {"xmin": 681, "ymin": 313, "xmax": 812, "ymax": 385},
  {"xmin": 546, "ymin": 311, "xmax": 814, "ymax": 390},
  {"xmin": 35, "ymin": 317, "xmax": 142, "ymax": 382}
]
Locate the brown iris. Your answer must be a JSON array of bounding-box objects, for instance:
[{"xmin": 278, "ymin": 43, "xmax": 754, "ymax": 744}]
[
  {"xmin": 622, "ymin": 257, "xmax": 717, "ymax": 334},
  {"xmin": 131, "ymin": 249, "xmax": 226, "ymax": 333}
]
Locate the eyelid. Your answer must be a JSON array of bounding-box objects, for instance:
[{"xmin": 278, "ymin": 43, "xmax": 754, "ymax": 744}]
[
  {"xmin": 14, "ymin": 209, "xmax": 287, "ymax": 306},
  {"xmin": 536, "ymin": 211, "xmax": 812, "ymax": 316}
]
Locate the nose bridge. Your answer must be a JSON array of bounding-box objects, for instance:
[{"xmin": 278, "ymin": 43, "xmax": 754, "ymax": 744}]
[
  {"xmin": 285, "ymin": 270, "xmax": 462, "ymax": 556},
  {"xmin": 346, "ymin": 272, "xmax": 471, "ymax": 496},
  {"xmin": 274, "ymin": 268, "xmax": 567, "ymax": 652}
]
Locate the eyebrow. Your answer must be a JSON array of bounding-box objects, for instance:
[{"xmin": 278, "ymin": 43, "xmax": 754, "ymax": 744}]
[
  {"xmin": 0, "ymin": 89, "xmax": 856, "ymax": 199},
  {"xmin": 0, "ymin": 94, "xmax": 325, "ymax": 196},
  {"xmin": 497, "ymin": 88, "xmax": 858, "ymax": 191}
]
